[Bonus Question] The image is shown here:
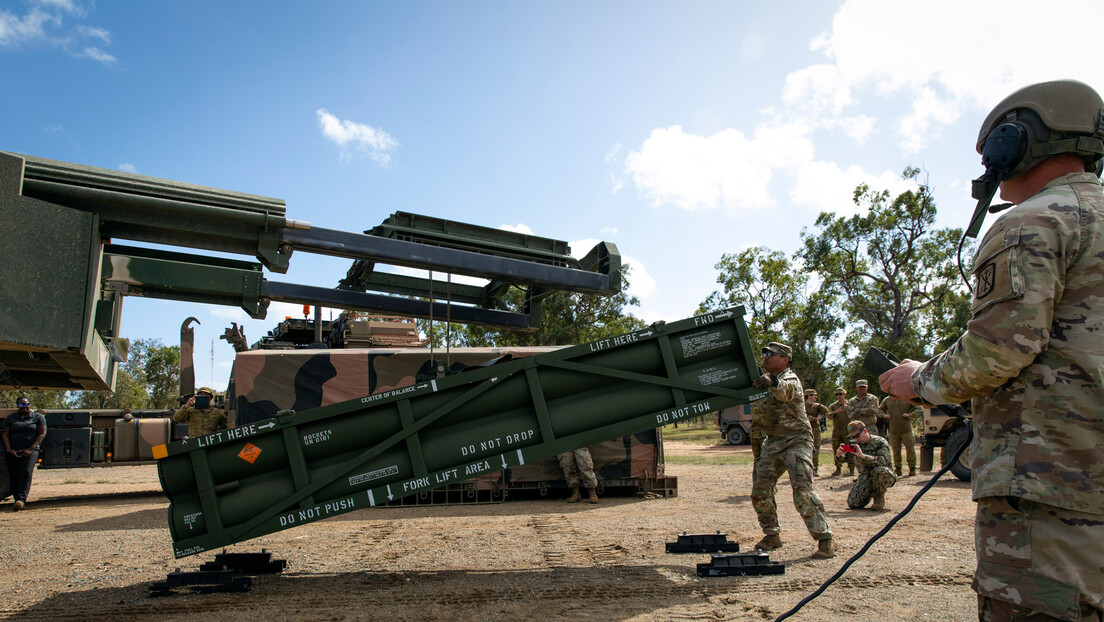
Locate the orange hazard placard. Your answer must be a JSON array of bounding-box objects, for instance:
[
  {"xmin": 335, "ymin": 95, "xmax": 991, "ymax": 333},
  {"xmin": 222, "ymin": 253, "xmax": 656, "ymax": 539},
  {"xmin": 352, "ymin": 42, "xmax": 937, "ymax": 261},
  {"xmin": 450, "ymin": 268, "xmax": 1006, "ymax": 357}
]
[{"xmin": 238, "ymin": 443, "xmax": 262, "ymax": 464}]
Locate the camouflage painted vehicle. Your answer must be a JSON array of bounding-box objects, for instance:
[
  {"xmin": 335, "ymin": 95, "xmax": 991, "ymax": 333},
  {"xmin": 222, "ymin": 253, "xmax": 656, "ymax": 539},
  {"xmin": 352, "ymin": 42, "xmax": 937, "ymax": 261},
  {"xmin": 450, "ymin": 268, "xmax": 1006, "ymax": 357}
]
[
  {"xmin": 714, "ymin": 404, "xmax": 752, "ymax": 445},
  {"xmin": 920, "ymin": 407, "xmax": 972, "ymax": 482},
  {"xmin": 226, "ymin": 328, "xmax": 677, "ymax": 503}
]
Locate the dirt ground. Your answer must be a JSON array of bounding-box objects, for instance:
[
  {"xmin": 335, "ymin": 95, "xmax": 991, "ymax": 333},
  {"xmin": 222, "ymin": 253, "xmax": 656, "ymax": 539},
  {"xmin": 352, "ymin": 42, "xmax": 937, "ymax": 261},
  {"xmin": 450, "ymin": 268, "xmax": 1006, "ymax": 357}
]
[{"xmin": 0, "ymin": 441, "xmax": 978, "ymax": 622}]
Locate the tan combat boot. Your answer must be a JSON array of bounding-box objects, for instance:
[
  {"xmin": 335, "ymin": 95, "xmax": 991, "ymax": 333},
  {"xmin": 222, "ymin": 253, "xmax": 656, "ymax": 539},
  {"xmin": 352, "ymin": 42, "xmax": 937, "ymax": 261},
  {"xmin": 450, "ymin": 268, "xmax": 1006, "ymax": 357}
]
[
  {"xmin": 587, "ymin": 488, "xmax": 599, "ymax": 504},
  {"xmin": 566, "ymin": 485, "xmax": 581, "ymax": 503},
  {"xmin": 755, "ymin": 534, "xmax": 783, "ymax": 551},
  {"xmin": 831, "ymin": 465, "xmax": 841, "ymax": 477},
  {"xmin": 872, "ymin": 494, "xmax": 885, "ymax": 511},
  {"xmin": 811, "ymin": 537, "xmax": 836, "ymax": 559}
]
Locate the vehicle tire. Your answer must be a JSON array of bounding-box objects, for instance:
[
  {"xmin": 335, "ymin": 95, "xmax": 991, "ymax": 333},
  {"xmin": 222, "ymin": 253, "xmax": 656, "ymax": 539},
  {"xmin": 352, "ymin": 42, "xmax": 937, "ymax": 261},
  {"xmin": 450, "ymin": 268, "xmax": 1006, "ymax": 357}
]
[
  {"xmin": 944, "ymin": 423, "xmax": 973, "ymax": 482},
  {"xmin": 726, "ymin": 426, "xmax": 748, "ymax": 446}
]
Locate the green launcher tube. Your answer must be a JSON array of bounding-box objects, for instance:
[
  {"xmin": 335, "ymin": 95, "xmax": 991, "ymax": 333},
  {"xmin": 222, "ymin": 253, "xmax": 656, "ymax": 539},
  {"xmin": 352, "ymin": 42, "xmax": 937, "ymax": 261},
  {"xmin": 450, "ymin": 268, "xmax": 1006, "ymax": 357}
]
[{"xmin": 156, "ymin": 307, "xmax": 764, "ymax": 558}]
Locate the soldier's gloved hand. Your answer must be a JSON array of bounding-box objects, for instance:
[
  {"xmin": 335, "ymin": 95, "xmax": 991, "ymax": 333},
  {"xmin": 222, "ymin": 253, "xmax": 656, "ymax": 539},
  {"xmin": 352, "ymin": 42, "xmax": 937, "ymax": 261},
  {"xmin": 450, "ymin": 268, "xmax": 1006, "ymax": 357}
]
[{"xmin": 752, "ymin": 373, "xmax": 778, "ymax": 389}]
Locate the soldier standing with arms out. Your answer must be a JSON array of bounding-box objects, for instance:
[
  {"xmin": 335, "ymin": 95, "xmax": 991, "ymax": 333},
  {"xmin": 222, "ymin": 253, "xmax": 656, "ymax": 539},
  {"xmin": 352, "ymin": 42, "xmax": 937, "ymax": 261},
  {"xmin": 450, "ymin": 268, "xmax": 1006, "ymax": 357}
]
[
  {"xmin": 828, "ymin": 387, "xmax": 854, "ymax": 476},
  {"xmin": 879, "ymin": 395, "xmax": 919, "ymax": 477},
  {"xmin": 749, "ymin": 342, "xmax": 834, "ymax": 559},
  {"xmin": 880, "ymin": 80, "xmax": 1104, "ymax": 621},
  {"xmin": 803, "ymin": 389, "xmax": 828, "ymax": 476},
  {"xmin": 837, "ymin": 421, "xmax": 896, "ymax": 511},
  {"xmin": 846, "ymin": 380, "xmax": 880, "ymax": 431},
  {"xmin": 173, "ymin": 387, "xmax": 228, "ymax": 438}
]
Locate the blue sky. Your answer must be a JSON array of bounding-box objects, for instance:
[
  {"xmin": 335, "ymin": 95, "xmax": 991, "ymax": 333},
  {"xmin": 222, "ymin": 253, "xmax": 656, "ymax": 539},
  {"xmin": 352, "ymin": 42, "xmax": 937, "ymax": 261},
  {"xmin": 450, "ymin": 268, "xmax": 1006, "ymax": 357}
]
[{"xmin": 3, "ymin": 0, "xmax": 1101, "ymax": 389}]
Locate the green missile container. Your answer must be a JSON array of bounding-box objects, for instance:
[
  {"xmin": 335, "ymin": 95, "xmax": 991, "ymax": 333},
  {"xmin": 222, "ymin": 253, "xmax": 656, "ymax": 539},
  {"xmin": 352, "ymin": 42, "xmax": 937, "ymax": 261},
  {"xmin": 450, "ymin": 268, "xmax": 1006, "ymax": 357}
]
[{"xmin": 156, "ymin": 307, "xmax": 762, "ymax": 558}]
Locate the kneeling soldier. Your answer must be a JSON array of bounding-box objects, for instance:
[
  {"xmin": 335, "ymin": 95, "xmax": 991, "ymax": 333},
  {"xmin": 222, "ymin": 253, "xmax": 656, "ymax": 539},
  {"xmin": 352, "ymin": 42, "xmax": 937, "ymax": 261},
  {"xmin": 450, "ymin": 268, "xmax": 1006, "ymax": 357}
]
[{"xmin": 838, "ymin": 421, "xmax": 896, "ymax": 511}]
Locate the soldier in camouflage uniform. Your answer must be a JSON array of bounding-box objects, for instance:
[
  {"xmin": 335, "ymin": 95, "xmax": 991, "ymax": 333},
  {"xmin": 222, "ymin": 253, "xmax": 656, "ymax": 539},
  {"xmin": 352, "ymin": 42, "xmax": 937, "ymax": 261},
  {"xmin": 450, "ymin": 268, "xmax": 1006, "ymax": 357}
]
[
  {"xmin": 803, "ymin": 389, "xmax": 828, "ymax": 475},
  {"xmin": 879, "ymin": 396, "xmax": 919, "ymax": 476},
  {"xmin": 828, "ymin": 387, "xmax": 854, "ymax": 476},
  {"xmin": 749, "ymin": 342, "xmax": 834, "ymax": 559},
  {"xmin": 838, "ymin": 421, "xmax": 895, "ymax": 510},
  {"xmin": 845, "ymin": 380, "xmax": 880, "ymax": 430},
  {"xmin": 558, "ymin": 447, "xmax": 599, "ymax": 504},
  {"xmin": 173, "ymin": 387, "xmax": 228, "ymax": 438},
  {"xmin": 879, "ymin": 80, "xmax": 1104, "ymax": 621}
]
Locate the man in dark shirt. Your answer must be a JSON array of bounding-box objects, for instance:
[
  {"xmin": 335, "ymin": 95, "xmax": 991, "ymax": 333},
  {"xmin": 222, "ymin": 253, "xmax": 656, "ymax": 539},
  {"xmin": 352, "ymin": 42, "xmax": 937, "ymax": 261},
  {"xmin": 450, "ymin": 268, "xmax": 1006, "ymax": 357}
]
[{"xmin": 3, "ymin": 396, "xmax": 48, "ymax": 511}]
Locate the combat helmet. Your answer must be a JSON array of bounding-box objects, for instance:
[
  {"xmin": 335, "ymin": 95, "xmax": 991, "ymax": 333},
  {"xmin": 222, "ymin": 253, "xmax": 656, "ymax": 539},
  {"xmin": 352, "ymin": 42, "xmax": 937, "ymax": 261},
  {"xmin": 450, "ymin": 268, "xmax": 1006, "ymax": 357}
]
[{"xmin": 976, "ymin": 79, "xmax": 1104, "ymax": 180}]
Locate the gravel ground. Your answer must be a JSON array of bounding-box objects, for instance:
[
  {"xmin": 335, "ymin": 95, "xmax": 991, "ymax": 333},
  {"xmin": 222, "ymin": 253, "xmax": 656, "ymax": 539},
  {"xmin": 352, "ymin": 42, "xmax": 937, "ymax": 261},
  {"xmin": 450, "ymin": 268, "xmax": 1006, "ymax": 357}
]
[{"xmin": 0, "ymin": 442, "xmax": 977, "ymax": 621}]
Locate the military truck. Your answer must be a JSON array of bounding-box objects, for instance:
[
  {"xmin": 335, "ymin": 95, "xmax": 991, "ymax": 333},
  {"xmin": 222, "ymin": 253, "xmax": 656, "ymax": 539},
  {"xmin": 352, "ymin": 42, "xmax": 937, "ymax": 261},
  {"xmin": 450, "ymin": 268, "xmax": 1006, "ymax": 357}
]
[
  {"xmin": 713, "ymin": 404, "xmax": 752, "ymax": 445},
  {"xmin": 920, "ymin": 406, "xmax": 972, "ymax": 482}
]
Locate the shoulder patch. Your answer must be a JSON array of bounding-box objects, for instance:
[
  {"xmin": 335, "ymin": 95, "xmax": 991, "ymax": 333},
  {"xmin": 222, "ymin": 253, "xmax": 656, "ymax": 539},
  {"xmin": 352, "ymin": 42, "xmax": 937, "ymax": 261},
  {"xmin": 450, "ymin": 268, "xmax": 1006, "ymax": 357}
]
[{"xmin": 971, "ymin": 225, "xmax": 1023, "ymax": 315}]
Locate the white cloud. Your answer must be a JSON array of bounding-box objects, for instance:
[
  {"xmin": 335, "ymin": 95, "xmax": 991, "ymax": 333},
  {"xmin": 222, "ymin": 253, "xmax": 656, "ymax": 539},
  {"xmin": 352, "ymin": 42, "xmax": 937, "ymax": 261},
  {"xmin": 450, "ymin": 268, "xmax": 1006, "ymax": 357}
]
[
  {"xmin": 118, "ymin": 163, "xmax": 137, "ymax": 173},
  {"xmin": 624, "ymin": 126, "xmax": 772, "ymax": 212},
  {"xmin": 78, "ymin": 44, "xmax": 113, "ymax": 64},
  {"xmin": 790, "ymin": 162, "xmax": 916, "ymax": 217},
  {"xmin": 0, "ymin": 1, "xmax": 114, "ymax": 64},
  {"xmin": 623, "ymin": 123, "xmax": 815, "ymax": 213},
  {"xmin": 621, "ymin": 0, "xmax": 1104, "ymax": 220},
  {"xmin": 77, "ymin": 24, "xmax": 108, "ymax": 44},
  {"xmin": 316, "ymin": 108, "xmax": 398, "ymax": 165},
  {"xmin": 499, "ymin": 223, "xmax": 534, "ymax": 235},
  {"xmin": 0, "ymin": 6, "xmax": 57, "ymax": 46},
  {"xmin": 804, "ymin": 0, "xmax": 1104, "ymax": 150}
]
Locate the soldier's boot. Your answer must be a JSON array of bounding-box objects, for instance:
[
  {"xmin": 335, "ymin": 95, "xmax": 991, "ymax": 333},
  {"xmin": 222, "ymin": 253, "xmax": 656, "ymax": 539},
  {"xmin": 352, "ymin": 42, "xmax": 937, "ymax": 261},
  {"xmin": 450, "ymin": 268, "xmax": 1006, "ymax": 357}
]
[
  {"xmin": 872, "ymin": 494, "xmax": 885, "ymax": 511},
  {"xmin": 895, "ymin": 467, "xmax": 902, "ymax": 477},
  {"xmin": 811, "ymin": 537, "xmax": 836, "ymax": 559},
  {"xmin": 908, "ymin": 467, "xmax": 917, "ymax": 477},
  {"xmin": 12, "ymin": 500, "xmax": 24, "ymax": 512},
  {"xmin": 754, "ymin": 534, "xmax": 783, "ymax": 551},
  {"xmin": 566, "ymin": 486, "xmax": 581, "ymax": 503},
  {"xmin": 848, "ymin": 466, "xmax": 855, "ymax": 476},
  {"xmin": 831, "ymin": 465, "xmax": 841, "ymax": 477},
  {"xmin": 586, "ymin": 487, "xmax": 599, "ymax": 504}
]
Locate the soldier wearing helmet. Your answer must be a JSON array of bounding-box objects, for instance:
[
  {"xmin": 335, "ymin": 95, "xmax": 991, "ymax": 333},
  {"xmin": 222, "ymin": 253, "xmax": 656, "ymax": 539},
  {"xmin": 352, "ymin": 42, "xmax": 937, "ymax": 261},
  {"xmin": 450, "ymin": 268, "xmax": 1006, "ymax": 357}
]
[
  {"xmin": 173, "ymin": 386, "xmax": 228, "ymax": 438},
  {"xmin": 880, "ymin": 80, "xmax": 1104, "ymax": 622}
]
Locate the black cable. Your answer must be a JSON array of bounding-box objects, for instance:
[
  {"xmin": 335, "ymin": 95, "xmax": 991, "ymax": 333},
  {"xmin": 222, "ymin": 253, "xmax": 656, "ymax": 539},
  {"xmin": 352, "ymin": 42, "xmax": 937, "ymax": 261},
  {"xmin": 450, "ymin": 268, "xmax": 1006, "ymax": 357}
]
[{"xmin": 774, "ymin": 422, "xmax": 974, "ymax": 621}]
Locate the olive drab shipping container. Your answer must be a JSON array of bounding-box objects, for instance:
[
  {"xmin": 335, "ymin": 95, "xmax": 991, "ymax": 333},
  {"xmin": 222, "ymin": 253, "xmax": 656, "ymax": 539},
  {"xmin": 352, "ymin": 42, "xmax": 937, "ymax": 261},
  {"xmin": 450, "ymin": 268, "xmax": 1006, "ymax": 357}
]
[
  {"xmin": 225, "ymin": 345, "xmax": 672, "ymax": 499},
  {"xmin": 157, "ymin": 307, "xmax": 762, "ymax": 557}
]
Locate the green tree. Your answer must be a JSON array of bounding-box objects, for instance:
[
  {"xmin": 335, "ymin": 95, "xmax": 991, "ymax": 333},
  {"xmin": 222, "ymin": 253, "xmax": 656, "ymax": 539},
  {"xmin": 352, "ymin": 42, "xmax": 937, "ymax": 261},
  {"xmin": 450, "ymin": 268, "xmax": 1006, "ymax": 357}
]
[
  {"xmin": 430, "ymin": 264, "xmax": 647, "ymax": 347},
  {"xmin": 144, "ymin": 342, "xmax": 181, "ymax": 409},
  {"xmin": 697, "ymin": 246, "xmax": 843, "ymax": 395},
  {"xmin": 0, "ymin": 389, "xmax": 71, "ymax": 409},
  {"xmin": 69, "ymin": 339, "xmax": 169, "ymax": 410},
  {"xmin": 798, "ymin": 167, "xmax": 973, "ymax": 381}
]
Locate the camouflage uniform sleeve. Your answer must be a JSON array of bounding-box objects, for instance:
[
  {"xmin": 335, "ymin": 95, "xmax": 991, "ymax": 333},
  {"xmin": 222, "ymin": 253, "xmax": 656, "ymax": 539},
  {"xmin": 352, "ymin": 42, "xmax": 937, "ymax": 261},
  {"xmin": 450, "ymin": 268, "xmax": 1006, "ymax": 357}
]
[
  {"xmin": 769, "ymin": 369, "xmax": 802, "ymax": 404},
  {"xmin": 173, "ymin": 406, "xmax": 190, "ymax": 423},
  {"xmin": 910, "ymin": 204, "xmax": 1072, "ymax": 405},
  {"xmin": 862, "ymin": 437, "xmax": 893, "ymax": 469}
]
